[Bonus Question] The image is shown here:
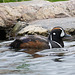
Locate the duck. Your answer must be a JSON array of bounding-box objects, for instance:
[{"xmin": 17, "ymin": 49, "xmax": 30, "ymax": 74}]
[{"xmin": 10, "ymin": 26, "xmax": 70, "ymax": 50}]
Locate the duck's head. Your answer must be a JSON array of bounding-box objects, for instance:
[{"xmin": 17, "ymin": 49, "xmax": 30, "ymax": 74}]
[
  {"xmin": 50, "ymin": 27, "xmax": 70, "ymax": 38},
  {"xmin": 48, "ymin": 26, "xmax": 71, "ymax": 48}
]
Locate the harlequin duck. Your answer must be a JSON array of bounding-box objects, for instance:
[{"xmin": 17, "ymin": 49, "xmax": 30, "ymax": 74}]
[{"xmin": 10, "ymin": 27, "xmax": 70, "ymax": 49}]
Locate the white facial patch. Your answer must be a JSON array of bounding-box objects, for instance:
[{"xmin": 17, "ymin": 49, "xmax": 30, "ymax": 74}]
[
  {"xmin": 60, "ymin": 28, "xmax": 65, "ymax": 37},
  {"xmin": 53, "ymin": 33, "xmax": 56, "ymax": 35}
]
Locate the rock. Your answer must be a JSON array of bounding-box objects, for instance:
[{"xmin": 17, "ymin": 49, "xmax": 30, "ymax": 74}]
[
  {"xmin": 11, "ymin": 21, "xmax": 29, "ymax": 36},
  {"xmin": 29, "ymin": 17, "xmax": 75, "ymax": 35},
  {"xmin": 0, "ymin": 0, "xmax": 75, "ymax": 40},
  {"xmin": 0, "ymin": 0, "xmax": 75, "ymax": 27},
  {"xmin": 0, "ymin": 17, "xmax": 5, "ymax": 27},
  {"xmin": 18, "ymin": 25, "xmax": 48, "ymax": 36},
  {"xmin": 0, "ymin": 4, "xmax": 21, "ymax": 27},
  {"xmin": 65, "ymin": 28, "xmax": 75, "ymax": 35}
]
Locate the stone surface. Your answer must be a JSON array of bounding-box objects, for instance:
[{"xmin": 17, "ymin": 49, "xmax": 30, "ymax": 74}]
[
  {"xmin": 65, "ymin": 28, "xmax": 75, "ymax": 35},
  {"xmin": 10, "ymin": 21, "xmax": 29, "ymax": 37},
  {"xmin": 29, "ymin": 17, "xmax": 75, "ymax": 35},
  {"xmin": 9, "ymin": 17, "xmax": 75, "ymax": 38},
  {"xmin": 0, "ymin": 0, "xmax": 75, "ymax": 27},
  {"xmin": 18, "ymin": 25, "xmax": 48, "ymax": 36},
  {"xmin": 0, "ymin": 5, "xmax": 21, "ymax": 27},
  {"xmin": 0, "ymin": 0, "xmax": 75, "ymax": 39}
]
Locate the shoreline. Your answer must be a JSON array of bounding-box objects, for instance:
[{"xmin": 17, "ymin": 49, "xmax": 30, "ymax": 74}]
[{"xmin": 0, "ymin": 0, "xmax": 75, "ymax": 40}]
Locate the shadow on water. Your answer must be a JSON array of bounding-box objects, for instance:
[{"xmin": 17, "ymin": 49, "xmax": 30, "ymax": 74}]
[
  {"xmin": 11, "ymin": 48, "xmax": 66, "ymax": 58},
  {"xmin": 9, "ymin": 48, "xmax": 46, "ymax": 59}
]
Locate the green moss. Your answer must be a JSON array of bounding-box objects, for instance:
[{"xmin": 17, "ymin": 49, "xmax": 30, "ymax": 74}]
[
  {"xmin": 0, "ymin": 0, "xmax": 69, "ymax": 3},
  {"xmin": 0, "ymin": 0, "xmax": 31, "ymax": 3},
  {"xmin": 47, "ymin": 0, "xmax": 68, "ymax": 2},
  {"xmin": 16, "ymin": 63, "xmax": 30, "ymax": 70}
]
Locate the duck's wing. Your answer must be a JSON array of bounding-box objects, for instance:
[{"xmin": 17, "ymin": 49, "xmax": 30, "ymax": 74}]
[
  {"xmin": 20, "ymin": 35, "xmax": 49, "ymax": 49},
  {"xmin": 10, "ymin": 35, "xmax": 50, "ymax": 49}
]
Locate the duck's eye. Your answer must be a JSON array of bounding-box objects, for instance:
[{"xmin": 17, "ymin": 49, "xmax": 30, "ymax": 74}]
[{"xmin": 53, "ymin": 33, "xmax": 56, "ymax": 35}]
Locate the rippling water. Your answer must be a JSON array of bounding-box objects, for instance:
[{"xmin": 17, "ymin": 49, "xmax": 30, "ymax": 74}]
[{"xmin": 0, "ymin": 40, "xmax": 75, "ymax": 75}]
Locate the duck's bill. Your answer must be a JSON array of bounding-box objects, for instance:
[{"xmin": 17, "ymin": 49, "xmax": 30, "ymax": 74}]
[
  {"xmin": 63, "ymin": 33, "xmax": 71, "ymax": 41},
  {"xmin": 64, "ymin": 33, "xmax": 71, "ymax": 37}
]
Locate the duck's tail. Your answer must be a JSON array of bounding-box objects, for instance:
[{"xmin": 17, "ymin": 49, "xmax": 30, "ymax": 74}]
[{"xmin": 9, "ymin": 39, "xmax": 23, "ymax": 49}]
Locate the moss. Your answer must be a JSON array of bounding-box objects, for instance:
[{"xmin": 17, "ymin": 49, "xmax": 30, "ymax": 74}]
[
  {"xmin": 0, "ymin": 0, "xmax": 69, "ymax": 3},
  {"xmin": 0, "ymin": 0, "xmax": 31, "ymax": 3},
  {"xmin": 16, "ymin": 63, "xmax": 30, "ymax": 70},
  {"xmin": 47, "ymin": 0, "xmax": 68, "ymax": 2}
]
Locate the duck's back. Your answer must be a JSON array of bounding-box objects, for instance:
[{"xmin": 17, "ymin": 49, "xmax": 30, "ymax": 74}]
[{"xmin": 10, "ymin": 35, "xmax": 50, "ymax": 49}]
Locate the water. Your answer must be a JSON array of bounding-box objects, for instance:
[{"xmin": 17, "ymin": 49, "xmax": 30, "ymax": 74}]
[{"xmin": 0, "ymin": 40, "xmax": 75, "ymax": 75}]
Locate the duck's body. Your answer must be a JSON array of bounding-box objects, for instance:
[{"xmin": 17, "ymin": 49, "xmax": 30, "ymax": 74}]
[
  {"xmin": 10, "ymin": 35, "xmax": 50, "ymax": 49},
  {"xmin": 10, "ymin": 27, "xmax": 70, "ymax": 50}
]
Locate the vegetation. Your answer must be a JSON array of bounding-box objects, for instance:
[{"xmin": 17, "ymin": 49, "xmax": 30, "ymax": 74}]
[
  {"xmin": 16, "ymin": 63, "xmax": 30, "ymax": 70},
  {"xmin": 0, "ymin": 0, "xmax": 69, "ymax": 3},
  {"xmin": 0, "ymin": 0, "xmax": 30, "ymax": 3},
  {"xmin": 47, "ymin": 0, "xmax": 68, "ymax": 2}
]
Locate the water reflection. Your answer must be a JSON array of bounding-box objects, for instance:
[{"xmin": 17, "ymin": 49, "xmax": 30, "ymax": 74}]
[{"xmin": 53, "ymin": 58, "xmax": 64, "ymax": 62}]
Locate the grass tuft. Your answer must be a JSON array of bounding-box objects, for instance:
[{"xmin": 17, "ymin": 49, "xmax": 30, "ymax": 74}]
[
  {"xmin": 0, "ymin": 0, "xmax": 69, "ymax": 3},
  {"xmin": 47, "ymin": 0, "xmax": 68, "ymax": 2},
  {"xmin": 0, "ymin": 0, "xmax": 31, "ymax": 3}
]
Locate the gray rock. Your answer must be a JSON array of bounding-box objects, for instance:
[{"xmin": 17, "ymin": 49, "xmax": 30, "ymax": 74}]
[
  {"xmin": 29, "ymin": 17, "xmax": 75, "ymax": 35},
  {"xmin": 0, "ymin": 0, "xmax": 75, "ymax": 27},
  {"xmin": 65, "ymin": 28, "xmax": 75, "ymax": 35},
  {"xmin": 11, "ymin": 21, "xmax": 29, "ymax": 36},
  {"xmin": 0, "ymin": 0, "xmax": 75, "ymax": 40},
  {"xmin": 18, "ymin": 25, "xmax": 48, "ymax": 36}
]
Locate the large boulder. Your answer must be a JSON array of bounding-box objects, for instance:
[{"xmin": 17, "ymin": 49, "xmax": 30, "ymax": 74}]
[
  {"xmin": 0, "ymin": 0, "xmax": 75, "ymax": 27},
  {"xmin": 0, "ymin": 0, "xmax": 75, "ymax": 40},
  {"xmin": 0, "ymin": 5, "xmax": 21, "ymax": 27}
]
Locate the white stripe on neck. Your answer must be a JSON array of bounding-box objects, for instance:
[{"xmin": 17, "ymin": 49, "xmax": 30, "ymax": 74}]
[
  {"xmin": 49, "ymin": 34, "xmax": 62, "ymax": 48},
  {"xmin": 49, "ymin": 42, "xmax": 52, "ymax": 49},
  {"xmin": 53, "ymin": 41, "xmax": 62, "ymax": 48},
  {"xmin": 48, "ymin": 35, "xmax": 52, "ymax": 49}
]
